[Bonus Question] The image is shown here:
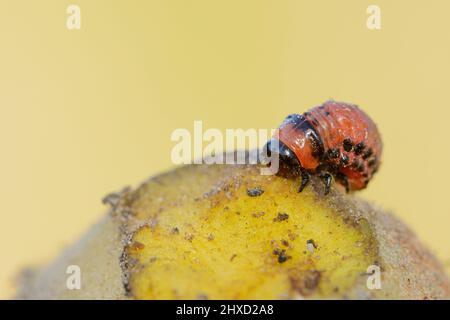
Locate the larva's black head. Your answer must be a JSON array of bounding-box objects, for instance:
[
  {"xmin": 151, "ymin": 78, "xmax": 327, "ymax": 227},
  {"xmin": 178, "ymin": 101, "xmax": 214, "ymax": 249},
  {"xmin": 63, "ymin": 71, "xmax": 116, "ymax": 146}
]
[{"xmin": 264, "ymin": 139, "xmax": 301, "ymax": 177}]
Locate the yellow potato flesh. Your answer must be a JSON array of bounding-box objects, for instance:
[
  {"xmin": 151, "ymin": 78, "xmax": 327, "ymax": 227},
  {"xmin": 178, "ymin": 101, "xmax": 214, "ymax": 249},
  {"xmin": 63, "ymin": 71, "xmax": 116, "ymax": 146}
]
[{"xmin": 125, "ymin": 168, "xmax": 376, "ymax": 299}]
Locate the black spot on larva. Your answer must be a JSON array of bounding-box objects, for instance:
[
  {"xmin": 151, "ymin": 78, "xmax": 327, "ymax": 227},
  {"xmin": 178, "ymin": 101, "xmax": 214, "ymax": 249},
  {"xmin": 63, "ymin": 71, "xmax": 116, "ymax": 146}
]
[
  {"xmin": 325, "ymin": 111, "xmax": 330, "ymax": 116},
  {"xmin": 327, "ymin": 148, "xmax": 340, "ymax": 159},
  {"xmin": 362, "ymin": 148, "xmax": 373, "ymax": 160},
  {"xmin": 340, "ymin": 154, "xmax": 349, "ymax": 165},
  {"xmin": 247, "ymin": 187, "xmax": 264, "ymax": 197},
  {"xmin": 309, "ymin": 135, "xmax": 323, "ymax": 159},
  {"xmin": 343, "ymin": 138, "xmax": 353, "ymax": 152},
  {"xmin": 311, "ymin": 118, "xmax": 319, "ymax": 126},
  {"xmin": 354, "ymin": 142, "xmax": 366, "ymax": 155},
  {"xmin": 352, "ymin": 158, "xmax": 364, "ymax": 172},
  {"xmin": 368, "ymin": 157, "xmax": 377, "ymax": 168}
]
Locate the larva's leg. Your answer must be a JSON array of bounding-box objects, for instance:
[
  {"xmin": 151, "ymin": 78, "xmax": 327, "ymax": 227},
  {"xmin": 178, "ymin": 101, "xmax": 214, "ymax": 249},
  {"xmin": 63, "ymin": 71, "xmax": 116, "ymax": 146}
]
[
  {"xmin": 298, "ymin": 171, "xmax": 310, "ymax": 193},
  {"xmin": 322, "ymin": 173, "xmax": 332, "ymax": 195},
  {"xmin": 336, "ymin": 172, "xmax": 350, "ymax": 193},
  {"xmin": 342, "ymin": 175, "xmax": 349, "ymax": 193}
]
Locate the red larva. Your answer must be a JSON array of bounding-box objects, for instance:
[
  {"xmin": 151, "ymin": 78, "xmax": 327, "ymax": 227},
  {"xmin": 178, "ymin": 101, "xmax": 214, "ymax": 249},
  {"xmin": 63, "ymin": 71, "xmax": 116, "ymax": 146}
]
[{"xmin": 265, "ymin": 101, "xmax": 382, "ymax": 194}]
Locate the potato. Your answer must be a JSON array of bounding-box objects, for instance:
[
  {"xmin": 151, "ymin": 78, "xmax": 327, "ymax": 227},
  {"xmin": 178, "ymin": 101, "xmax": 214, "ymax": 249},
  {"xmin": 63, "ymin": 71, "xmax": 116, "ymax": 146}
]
[{"xmin": 17, "ymin": 162, "xmax": 450, "ymax": 299}]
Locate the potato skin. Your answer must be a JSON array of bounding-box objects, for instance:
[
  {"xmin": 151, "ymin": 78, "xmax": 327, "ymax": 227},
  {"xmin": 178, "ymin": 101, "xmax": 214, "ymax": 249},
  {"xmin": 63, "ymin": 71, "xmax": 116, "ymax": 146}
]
[{"xmin": 17, "ymin": 162, "xmax": 450, "ymax": 299}]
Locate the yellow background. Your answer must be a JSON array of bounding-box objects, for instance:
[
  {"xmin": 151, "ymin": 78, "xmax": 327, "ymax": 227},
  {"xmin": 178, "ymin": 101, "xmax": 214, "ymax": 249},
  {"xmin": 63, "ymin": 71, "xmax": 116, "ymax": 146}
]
[{"xmin": 1, "ymin": 1, "xmax": 449, "ymax": 298}]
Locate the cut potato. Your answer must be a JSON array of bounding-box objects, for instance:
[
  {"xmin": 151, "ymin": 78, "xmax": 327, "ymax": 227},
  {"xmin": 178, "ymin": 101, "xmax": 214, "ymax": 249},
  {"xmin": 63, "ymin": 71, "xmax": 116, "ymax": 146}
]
[{"xmin": 18, "ymin": 162, "xmax": 450, "ymax": 299}]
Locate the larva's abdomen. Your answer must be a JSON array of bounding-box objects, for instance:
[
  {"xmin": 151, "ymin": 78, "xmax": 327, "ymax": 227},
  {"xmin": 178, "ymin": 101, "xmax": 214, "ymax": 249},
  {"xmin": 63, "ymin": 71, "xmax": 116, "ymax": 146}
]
[{"xmin": 305, "ymin": 101, "xmax": 382, "ymax": 190}]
